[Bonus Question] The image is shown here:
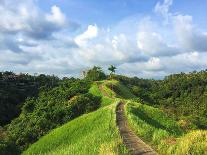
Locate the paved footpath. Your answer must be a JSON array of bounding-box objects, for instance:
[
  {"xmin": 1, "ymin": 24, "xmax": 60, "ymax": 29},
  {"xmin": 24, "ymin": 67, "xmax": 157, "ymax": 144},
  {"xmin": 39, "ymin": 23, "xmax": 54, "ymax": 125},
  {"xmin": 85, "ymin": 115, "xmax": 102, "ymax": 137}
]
[{"xmin": 116, "ymin": 102, "xmax": 157, "ymax": 155}]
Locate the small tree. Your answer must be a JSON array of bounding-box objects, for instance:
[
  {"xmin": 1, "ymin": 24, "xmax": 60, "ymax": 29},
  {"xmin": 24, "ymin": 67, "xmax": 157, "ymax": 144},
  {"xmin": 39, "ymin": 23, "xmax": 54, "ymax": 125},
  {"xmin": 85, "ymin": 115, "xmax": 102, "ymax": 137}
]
[
  {"xmin": 108, "ymin": 65, "xmax": 116, "ymax": 79},
  {"xmin": 85, "ymin": 66, "xmax": 106, "ymax": 81},
  {"xmin": 108, "ymin": 65, "xmax": 117, "ymax": 97}
]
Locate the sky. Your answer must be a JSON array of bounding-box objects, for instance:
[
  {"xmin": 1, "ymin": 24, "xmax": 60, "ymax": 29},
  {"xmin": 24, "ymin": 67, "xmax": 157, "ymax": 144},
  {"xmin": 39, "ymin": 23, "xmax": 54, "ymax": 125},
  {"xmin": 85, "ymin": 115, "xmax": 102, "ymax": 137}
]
[{"xmin": 1, "ymin": 0, "xmax": 207, "ymax": 79}]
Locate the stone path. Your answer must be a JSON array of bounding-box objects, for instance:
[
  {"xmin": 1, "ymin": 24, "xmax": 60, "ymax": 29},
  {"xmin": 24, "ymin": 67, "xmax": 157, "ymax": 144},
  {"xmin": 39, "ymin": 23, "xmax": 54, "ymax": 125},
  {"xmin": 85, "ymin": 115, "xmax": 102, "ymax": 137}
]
[{"xmin": 116, "ymin": 102, "xmax": 157, "ymax": 155}]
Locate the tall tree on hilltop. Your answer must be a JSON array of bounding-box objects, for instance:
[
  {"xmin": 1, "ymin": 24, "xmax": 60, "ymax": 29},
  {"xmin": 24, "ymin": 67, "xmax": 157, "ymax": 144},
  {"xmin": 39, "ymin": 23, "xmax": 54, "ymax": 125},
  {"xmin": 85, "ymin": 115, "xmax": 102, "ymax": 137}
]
[
  {"xmin": 108, "ymin": 65, "xmax": 117, "ymax": 97},
  {"xmin": 108, "ymin": 65, "xmax": 116, "ymax": 79}
]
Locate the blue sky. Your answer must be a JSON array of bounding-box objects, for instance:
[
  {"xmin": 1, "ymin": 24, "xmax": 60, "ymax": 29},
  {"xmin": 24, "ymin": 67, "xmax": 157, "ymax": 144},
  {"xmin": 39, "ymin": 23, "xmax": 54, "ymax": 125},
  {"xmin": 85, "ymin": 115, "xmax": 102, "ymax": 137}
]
[
  {"xmin": 1, "ymin": 0, "xmax": 207, "ymax": 78},
  {"xmin": 38, "ymin": 0, "xmax": 207, "ymax": 28}
]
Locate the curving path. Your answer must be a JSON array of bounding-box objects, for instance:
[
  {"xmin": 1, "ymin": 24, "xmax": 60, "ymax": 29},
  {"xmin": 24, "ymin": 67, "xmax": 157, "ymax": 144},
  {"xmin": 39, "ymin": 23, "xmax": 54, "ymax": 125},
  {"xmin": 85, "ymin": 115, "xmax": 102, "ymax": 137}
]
[{"xmin": 116, "ymin": 102, "xmax": 157, "ymax": 155}]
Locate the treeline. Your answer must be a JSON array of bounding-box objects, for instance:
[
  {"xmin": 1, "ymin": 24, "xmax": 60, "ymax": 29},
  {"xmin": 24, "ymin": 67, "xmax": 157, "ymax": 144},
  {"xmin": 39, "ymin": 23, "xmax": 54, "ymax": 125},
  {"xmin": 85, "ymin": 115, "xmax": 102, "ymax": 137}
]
[
  {"xmin": 0, "ymin": 72, "xmax": 59, "ymax": 126},
  {"xmin": 0, "ymin": 75, "xmax": 101, "ymax": 154},
  {"xmin": 115, "ymin": 70, "xmax": 207, "ymax": 129}
]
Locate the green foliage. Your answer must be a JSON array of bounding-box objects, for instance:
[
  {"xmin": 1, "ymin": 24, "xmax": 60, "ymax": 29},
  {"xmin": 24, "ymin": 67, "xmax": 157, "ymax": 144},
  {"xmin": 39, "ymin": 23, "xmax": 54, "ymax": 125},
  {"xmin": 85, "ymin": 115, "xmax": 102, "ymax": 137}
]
[
  {"xmin": 105, "ymin": 80, "xmax": 136, "ymax": 99},
  {"xmin": 23, "ymin": 103, "xmax": 128, "ymax": 155},
  {"xmin": 108, "ymin": 65, "xmax": 117, "ymax": 74},
  {"xmin": 89, "ymin": 81, "xmax": 114, "ymax": 107},
  {"xmin": 115, "ymin": 71, "xmax": 207, "ymax": 129},
  {"xmin": 85, "ymin": 66, "xmax": 106, "ymax": 81},
  {"xmin": 0, "ymin": 72, "xmax": 60, "ymax": 126},
  {"xmin": 158, "ymin": 130, "xmax": 207, "ymax": 155},
  {"xmin": 126, "ymin": 101, "xmax": 207, "ymax": 154},
  {"xmin": 1, "ymin": 68, "xmax": 207, "ymax": 155},
  {"xmin": 1, "ymin": 79, "xmax": 101, "ymax": 153},
  {"xmin": 126, "ymin": 101, "xmax": 183, "ymax": 145}
]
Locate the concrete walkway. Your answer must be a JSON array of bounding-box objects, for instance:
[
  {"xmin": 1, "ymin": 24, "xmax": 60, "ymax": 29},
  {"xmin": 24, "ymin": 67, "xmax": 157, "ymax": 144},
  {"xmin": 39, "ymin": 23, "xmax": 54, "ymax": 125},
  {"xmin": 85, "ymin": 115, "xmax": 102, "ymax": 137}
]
[{"xmin": 116, "ymin": 102, "xmax": 157, "ymax": 155}]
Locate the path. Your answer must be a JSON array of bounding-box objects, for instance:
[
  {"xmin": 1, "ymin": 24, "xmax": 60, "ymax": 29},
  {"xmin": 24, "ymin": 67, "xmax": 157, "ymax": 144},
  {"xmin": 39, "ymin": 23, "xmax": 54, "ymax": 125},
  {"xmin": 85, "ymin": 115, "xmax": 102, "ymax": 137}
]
[{"xmin": 116, "ymin": 102, "xmax": 157, "ymax": 155}]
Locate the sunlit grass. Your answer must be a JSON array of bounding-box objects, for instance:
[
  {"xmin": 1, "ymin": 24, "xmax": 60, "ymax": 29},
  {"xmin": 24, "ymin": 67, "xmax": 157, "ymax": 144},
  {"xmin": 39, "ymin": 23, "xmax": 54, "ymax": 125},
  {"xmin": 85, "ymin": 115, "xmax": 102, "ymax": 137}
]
[
  {"xmin": 23, "ymin": 102, "xmax": 128, "ymax": 155},
  {"xmin": 159, "ymin": 130, "xmax": 207, "ymax": 155},
  {"xmin": 125, "ymin": 101, "xmax": 207, "ymax": 155},
  {"xmin": 89, "ymin": 82, "xmax": 114, "ymax": 106},
  {"xmin": 24, "ymin": 79, "xmax": 206, "ymax": 155},
  {"xmin": 125, "ymin": 101, "xmax": 183, "ymax": 146},
  {"xmin": 104, "ymin": 80, "xmax": 136, "ymax": 99}
]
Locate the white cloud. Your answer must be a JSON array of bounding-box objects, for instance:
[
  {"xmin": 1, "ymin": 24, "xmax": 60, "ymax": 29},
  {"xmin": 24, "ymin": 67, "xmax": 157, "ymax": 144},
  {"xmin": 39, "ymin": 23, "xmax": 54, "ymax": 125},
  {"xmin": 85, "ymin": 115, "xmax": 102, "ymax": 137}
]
[
  {"xmin": 1, "ymin": 0, "xmax": 207, "ymax": 79},
  {"xmin": 145, "ymin": 57, "xmax": 163, "ymax": 71},
  {"xmin": 154, "ymin": 0, "xmax": 173, "ymax": 24},
  {"xmin": 75, "ymin": 25, "xmax": 98, "ymax": 46},
  {"xmin": 46, "ymin": 5, "xmax": 66, "ymax": 26},
  {"xmin": 173, "ymin": 15, "xmax": 207, "ymax": 52},
  {"xmin": 136, "ymin": 17, "xmax": 179, "ymax": 56},
  {"xmin": 137, "ymin": 31, "xmax": 178, "ymax": 56}
]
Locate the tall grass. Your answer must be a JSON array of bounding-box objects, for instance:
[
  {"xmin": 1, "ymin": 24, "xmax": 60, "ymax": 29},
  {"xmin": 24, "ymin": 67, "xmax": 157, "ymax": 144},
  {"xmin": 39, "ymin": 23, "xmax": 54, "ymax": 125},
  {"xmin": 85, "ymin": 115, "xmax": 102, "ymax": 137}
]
[
  {"xmin": 89, "ymin": 82, "xmax": 114, "ymax": 107},
  {"xmin": 125, "ymin": 101, "xmax": 207, "ymax": 155},
  {"xmin": 103, "ymin": 80, "xmax": 136, "ymax": 99},
  {"xmin": 159, "ymin": 130, "xmax": 207, "ymax": 155},
  {"xmin": 23, "ymin": 102, "xmax": 128, "ymax": 155},
  {"xmin": 125, "ymin": 101, "xmax": 183, "ymax": 146}
]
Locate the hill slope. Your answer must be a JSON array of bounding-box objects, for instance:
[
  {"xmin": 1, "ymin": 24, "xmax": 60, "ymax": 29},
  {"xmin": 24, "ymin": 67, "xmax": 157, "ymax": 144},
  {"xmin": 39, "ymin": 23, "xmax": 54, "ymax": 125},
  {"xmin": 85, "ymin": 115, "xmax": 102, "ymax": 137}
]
[
  {"xmin": 23, "ymin": 102, "xmax": 128, "ymax": 155},
  {"xmin": 24, "ymin": 79, "xmax": 207, "ymax": 155}
]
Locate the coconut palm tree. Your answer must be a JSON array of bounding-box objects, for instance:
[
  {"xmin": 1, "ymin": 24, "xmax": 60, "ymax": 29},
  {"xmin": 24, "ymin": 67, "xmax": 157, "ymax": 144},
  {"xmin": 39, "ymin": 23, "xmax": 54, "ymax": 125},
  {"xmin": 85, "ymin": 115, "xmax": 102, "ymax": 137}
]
[
  {"xmin": 108, "ymin": 65, "xmax": 117, "ymax": 97},
  {"xmin": 108, "ymin": 65, "xmax": 116, "ymax": 78}
]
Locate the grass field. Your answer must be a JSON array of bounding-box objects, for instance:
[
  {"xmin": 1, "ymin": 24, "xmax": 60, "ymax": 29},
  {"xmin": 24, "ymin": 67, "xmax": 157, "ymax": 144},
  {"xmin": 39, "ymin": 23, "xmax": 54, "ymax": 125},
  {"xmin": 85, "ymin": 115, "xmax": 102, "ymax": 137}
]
[
  {"xmin": 125, "ymin": 101, "xmax": 207, "ymax": 155},
  {"xmin": 23, "ymin": 102, "xmax": 128, "ymax": 155},
  {"xmin": 104, "ymin": 80, "xmax": 136, "ymax": 99},
  {"xmin": 89, "ymin": 81, "xmax": 114, "ymax": 107}
]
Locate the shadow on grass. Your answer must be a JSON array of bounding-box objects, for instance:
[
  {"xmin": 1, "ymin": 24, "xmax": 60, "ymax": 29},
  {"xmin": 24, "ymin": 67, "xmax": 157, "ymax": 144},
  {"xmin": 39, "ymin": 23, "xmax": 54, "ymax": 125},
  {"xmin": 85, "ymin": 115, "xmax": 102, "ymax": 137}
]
[{"xmin": 130, "ymin": 106, "xmax": 182, "ymax": 136}]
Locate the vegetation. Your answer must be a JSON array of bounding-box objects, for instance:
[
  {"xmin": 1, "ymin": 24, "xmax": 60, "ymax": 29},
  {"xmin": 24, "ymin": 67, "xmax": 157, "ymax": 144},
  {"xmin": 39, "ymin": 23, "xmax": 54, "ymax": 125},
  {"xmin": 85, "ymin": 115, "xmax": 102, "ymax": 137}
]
[
  {"xmin": 125, "ymin": 101, "xmax": 207, "ymax": 155},
  {"xmin": 1, "ymin": 67, "xmax": 207, "ymax": 155},
  {"xmin": 23, "ymin": 103, "xmax": 128, "ymax": 155},
  {"xmin": 115, "ymin": 70, "xmax": 207, "ymax": 129},
  {"xmin": 108, "ymin": 65, "xmax": 117, "ymax": 76},
  {"xmin": 125, "ymin": 101, "xmax": 183, "ymax": 147},
  {"xmin": 0, "ymin": 78, "xmax": 101, "ymax": 154},
  {"xmin": 85, "ymin": 66, "xmax": 106, "ymax": 81},
  {"xmin": 159, "ymin": 130, "xmax": 207, "ymax": 155},
  {"xmin": 89, "ymin": 82, "xmax": 114, "ymax": 107},
  {"xmin": 0, "ymin": 72, "xmax": 59, "ymax": 126}
]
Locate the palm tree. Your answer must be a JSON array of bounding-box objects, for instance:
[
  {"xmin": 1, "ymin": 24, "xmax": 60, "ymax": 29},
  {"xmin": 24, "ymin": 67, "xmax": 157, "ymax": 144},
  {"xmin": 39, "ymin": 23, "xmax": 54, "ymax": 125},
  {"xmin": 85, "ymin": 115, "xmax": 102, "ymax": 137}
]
[
  {"xmin": 108, "ymin": 65, "xmax": 116, "ymax": 78},
  {"xmin": 108, "ymin": 65, "xmax": 116, "ymax": 97}
]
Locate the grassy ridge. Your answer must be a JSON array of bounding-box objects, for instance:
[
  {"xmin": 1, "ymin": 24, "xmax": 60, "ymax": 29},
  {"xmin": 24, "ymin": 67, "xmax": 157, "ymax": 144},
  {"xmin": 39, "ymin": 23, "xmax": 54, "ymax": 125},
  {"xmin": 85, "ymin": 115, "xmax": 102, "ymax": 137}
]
[
  {"xmin": 159, "ymin": 130, "xmax": 207, "ymax": 155},
  {"xmin": 125, "ymin": 101, "xmax": 183, "ymax": 145},
  {"xmin": 24, "ymin": 79, "xmax": 207, "ymax": 155},
  {"xmin": 125, "ymin": 101, "xmax": 207, "ymax": 155},
  {"xmin": 89, "ymin": 81, "xmax": 114, "ymax": 107},
  {"xmin": 104, "ymin": 80, "xmax": 136, "ymax": 99},
  {"xmin": 23, "ymin": 103, "xmax": 128, "ymax": 155}
]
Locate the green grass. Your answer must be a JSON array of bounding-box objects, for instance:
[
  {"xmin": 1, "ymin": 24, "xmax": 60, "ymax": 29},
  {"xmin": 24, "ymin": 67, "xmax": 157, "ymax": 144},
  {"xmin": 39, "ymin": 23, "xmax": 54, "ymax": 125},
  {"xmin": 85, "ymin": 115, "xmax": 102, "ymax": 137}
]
[
  {"xmin": 24, "ymin": 79, "xmax": 206, "ymax": 155},
  {"xmin": 125, "ymin": 101, "xmax": 207, "ymax": 155},
  {"xmin": 104, "ymin": 80, "xmax": 136, "ymax": 99},
  {"xmin": 125, "ymin": 101, "xmax": 183, "ymax": 146},
  {"xmin": 159, "ymin": 130, "xmax": 207, "ymax": 155},
  {"xmin": 89, "ymin": 82, "xmax": 114, "ymax": 107},
  {"xmin": 23, "ymin": 102, "xmax": 128, "ymax": 155}
]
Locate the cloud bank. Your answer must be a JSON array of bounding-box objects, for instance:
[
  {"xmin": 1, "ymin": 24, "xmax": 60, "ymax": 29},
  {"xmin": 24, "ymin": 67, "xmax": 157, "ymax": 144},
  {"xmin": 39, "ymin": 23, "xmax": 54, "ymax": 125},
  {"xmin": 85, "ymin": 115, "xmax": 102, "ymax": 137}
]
[{"xmin": 0, "ymin": 0, "xmax": 207, "ymax": 78}]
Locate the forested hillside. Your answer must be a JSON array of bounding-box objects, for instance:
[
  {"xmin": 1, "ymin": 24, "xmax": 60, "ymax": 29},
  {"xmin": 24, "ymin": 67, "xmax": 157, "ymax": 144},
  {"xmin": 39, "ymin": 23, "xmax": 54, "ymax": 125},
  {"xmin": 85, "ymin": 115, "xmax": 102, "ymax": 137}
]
[
  {"xmin": 0, "ymin": 72, "xmax": 59, "ymax": 126},
  {"xmin": 0, "ymin": 73, "xmax": 101, "ymax": 154},
  {"xmin": 0, "ymin": 68, "xmax": 207, "ymax": 155},
  {"xmin": 115, "ymin": 70, "xmax": 207, "ymax": 129}
]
